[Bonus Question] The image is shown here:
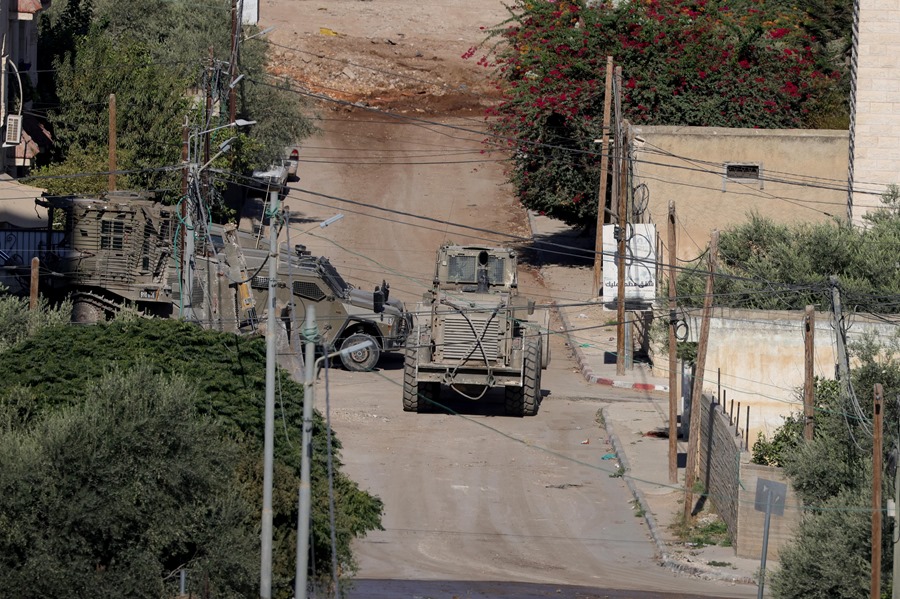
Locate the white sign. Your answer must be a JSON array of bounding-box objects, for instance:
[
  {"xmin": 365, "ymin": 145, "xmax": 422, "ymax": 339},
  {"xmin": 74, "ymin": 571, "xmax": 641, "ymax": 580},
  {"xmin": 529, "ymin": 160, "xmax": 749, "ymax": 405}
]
[
  {"xmin": 602, "ymin": 223, "xmax": 657, "ymax": 303},
  {"xmin": 240, "ymin": 0, "xmax": 258, "ymax": 25}
]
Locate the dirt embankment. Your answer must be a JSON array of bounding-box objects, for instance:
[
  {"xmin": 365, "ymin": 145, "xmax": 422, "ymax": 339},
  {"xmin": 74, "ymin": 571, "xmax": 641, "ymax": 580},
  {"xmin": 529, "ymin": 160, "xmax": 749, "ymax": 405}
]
[{"xmin": 259, "ymin": 0, "xmax": 510, "ymax": 114}]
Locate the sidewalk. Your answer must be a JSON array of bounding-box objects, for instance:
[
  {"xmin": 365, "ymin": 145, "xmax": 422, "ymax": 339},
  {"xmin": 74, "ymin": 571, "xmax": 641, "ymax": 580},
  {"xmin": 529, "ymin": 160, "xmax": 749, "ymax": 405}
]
[{"xmin": 529, "ymin": 212, "xmax": 760, "ymax": 591}]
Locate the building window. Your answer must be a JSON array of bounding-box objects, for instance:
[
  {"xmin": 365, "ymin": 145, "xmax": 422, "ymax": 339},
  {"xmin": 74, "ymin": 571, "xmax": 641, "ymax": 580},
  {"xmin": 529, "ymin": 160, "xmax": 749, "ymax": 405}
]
[
  {"xmin": 723, "ymin": 162, "xmax": 763, "ymax": 190},
  {"xmin": 100, "ymin": 220, "xmax": 125, "ymax": 250}
]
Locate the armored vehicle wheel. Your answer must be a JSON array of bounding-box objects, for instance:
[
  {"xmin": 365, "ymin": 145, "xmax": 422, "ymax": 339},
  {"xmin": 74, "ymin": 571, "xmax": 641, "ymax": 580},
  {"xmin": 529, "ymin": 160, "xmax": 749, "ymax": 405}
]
[
  {"xmin": 403, "ymin": 342, "xmax": 440, "ymax": 413},
  {"xmin": 505, "ymin": 334, "xmax": 542, "ymax": 417},
  {"xmin": 402, "ymin": 344, "xmax": 421, "ymax": 411},
  {"xmin": 340, "ymin": 332, "xmax": 381, "ymax": 371}
]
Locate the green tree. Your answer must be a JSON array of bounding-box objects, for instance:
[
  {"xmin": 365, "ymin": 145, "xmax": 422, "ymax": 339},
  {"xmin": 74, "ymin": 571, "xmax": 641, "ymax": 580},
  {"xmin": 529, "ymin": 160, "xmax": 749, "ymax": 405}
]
[
  {"xmin": 756, "ymin": 338, "xmax": 900, "ymax": 597},
  {"xmin": 480, "ymin": 0, "xmax": 848, "ymax": 227},
  {"xmin": 0, "ymin": 319, "xmax": 383, "ymax": 597},
  {"xmin": 0, "ymin": 365, "xmax": 259, "ymax": 598},
  {"xmin": 36, "ymin": 31, "xmax": 189, "ymax": 195},
  {"xmin": 34, "ymin": 0, "xmax": 314, "ymax": 197}
]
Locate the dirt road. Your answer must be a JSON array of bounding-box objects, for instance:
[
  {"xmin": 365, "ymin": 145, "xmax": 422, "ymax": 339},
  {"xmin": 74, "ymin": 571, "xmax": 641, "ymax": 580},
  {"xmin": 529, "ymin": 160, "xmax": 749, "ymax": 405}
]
[
  {"xmin": 261, "ymin": 2, "xmax": 752, "ymax": 597},
  {"xmin": 276, "ymin": 116, "xmax": 750, "ymax": 598}
]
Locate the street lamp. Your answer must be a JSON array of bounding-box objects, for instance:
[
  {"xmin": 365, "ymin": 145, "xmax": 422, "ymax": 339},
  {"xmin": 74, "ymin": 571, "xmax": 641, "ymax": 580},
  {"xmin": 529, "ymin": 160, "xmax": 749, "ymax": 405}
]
[
  {"xmin": 261, "ymin": 209, "xmax": 345, "ymax": 598},
  {"xmin": 243, "ymin": 25, "xmax": 276, "ymax": 42},
  {"xmin": 295, "ymin": 305, "xmax": 373, "ymax": 599}
]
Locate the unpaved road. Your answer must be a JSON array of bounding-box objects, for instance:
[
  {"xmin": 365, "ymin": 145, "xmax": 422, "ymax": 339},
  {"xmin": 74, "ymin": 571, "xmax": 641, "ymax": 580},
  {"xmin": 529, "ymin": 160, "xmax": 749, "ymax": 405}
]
[
  {"xmin": 262, "ymin": 2, "xmax": 753, "ymax": 597},
  {"xmin": 277, "ymin": 117, "xmax": 752, "ymax": 598}
]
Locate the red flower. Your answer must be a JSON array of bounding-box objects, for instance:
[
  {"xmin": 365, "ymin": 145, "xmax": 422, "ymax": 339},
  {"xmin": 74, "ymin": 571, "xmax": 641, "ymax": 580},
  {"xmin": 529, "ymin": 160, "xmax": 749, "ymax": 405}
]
[
  {"xmin": 738, "ymin": 59, "xmax": 750, "ymax": 69},
  {"xmin": 626, "ymin": 77, "xmax": 637, "ymax": 88},
  {"xmin": 769, "ymin": 28, "xmax": 790, "ymax": 40}
]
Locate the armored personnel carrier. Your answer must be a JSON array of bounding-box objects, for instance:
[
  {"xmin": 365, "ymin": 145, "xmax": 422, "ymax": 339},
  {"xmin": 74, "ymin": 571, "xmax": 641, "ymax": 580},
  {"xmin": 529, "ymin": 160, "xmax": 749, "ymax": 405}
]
[{"xmin": 403, "ymin": 243, "xmax": 550, "ymax": 416}]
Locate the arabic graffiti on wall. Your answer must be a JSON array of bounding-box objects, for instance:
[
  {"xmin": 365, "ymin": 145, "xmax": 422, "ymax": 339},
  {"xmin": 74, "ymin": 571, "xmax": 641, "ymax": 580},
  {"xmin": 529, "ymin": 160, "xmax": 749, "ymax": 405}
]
[{"xmin": 602, "ymin": 223, "xmax": 657, "ymax": 302}]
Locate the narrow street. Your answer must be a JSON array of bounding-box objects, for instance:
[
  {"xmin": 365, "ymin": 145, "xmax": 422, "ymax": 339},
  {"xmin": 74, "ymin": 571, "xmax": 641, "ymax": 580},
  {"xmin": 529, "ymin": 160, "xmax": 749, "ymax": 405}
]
[{"xmin": 280, "ymin": 113, "xmax": 754, "ymax": 598}]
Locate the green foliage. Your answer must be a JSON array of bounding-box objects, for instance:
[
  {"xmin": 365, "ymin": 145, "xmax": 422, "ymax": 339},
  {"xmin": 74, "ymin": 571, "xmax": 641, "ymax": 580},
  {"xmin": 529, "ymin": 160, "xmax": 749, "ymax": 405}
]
[
  {"xmin": 479, "ymin": 0, "xmax": 849, "ymax": 227},
  {"xmin": 751, "ymin": 413, "xmax": 803, "ymax": 467},
  {"xmin": 0, "ymin": 319, "xmax": 383, "ymax": 597},
  {"xmin": 771, "ymin": 485, "xmax": 873, "ymax": 599},
  {"xmin": 0, "ymin": 365, "xmax": 258, "ymax": 598},
  {"xmin": 35, "ymin": 0, "xmax": 315, "ymax": 197},
  {"xmin": 760, "ymin": 344, "xmax": 900, "ymax": 596},
  {"xmin": 677, "ymin": 196, "xmax": 900, "ymax": 313},
  {"xmin": 0, "ymin": 292, "xmax": 72, "ymax": 353}
]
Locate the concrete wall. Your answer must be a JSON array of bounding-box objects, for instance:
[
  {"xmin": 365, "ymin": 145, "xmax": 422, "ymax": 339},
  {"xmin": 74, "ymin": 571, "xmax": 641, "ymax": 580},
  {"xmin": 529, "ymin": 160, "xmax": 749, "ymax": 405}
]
[
  {"xmin": 736, "ymin": 462, "xmax": 801, "ymax": 560},
  {"xmin": 632, "ymin": 126, "xmax": 848, "ymax": 260},
  {"xmin": 663, "ymin": 307, "xmax": 898, "ymax": 443},
  {"xmin": 697, "ymin": 394, "xmax": 742, "ymax": 545},
  {"xmin": 697, "ymin": 394, "xmax": 801, "ymax": 560},
  {"xmin": 849, "ymin": 0, "xmax": 900, "ymax": 224}
]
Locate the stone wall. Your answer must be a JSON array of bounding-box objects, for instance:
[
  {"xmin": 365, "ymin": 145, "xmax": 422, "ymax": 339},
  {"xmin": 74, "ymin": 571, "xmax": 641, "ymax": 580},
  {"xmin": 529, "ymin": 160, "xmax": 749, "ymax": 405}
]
[
  {"xmin": 660, "ymin": 307, "xmax": 899, "ymax": 443},
  {"xmin": 697, "ymin": 393, "xmax": 802, "ymax": 560},
  {"xmin": 849, "ymin": 0, "xmax": 900, "ymax": 223},
  {"xmin": 632, "ymin": 126, "xmax": 847, "ymax": 261}
]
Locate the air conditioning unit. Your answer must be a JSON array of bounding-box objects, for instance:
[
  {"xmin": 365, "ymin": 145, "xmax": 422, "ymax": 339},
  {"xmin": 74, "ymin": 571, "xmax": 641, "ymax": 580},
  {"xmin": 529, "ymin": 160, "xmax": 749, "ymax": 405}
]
[{"xmin": 4, "ymin": 114, "xmax": 22, "ymax": 146}]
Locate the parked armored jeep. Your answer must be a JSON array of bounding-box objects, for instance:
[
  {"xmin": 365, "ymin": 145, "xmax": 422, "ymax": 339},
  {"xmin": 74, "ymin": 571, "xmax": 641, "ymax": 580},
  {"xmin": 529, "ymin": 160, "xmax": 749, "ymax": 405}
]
[
  {"xmin": 232, "ymin": 237, "xmax": 413, "ymax": 371},
  {"xmin": 403, "ymin": 244, "xmax": 550, "ymax": 416}
]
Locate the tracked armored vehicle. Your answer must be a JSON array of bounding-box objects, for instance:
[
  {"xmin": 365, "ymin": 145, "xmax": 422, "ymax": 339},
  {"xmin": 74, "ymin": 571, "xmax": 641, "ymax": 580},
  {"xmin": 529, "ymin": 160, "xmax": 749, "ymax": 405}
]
[{"xmin": 403, "ymin": 244, "xmax": 550, "ymax": 416}]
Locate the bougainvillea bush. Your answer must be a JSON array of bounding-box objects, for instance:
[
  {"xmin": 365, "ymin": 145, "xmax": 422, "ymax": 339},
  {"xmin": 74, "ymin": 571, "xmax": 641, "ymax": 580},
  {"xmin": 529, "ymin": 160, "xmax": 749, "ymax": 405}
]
[{"xmin": 476, "ymin": 0, "xmax": 849, "ymax": 227}]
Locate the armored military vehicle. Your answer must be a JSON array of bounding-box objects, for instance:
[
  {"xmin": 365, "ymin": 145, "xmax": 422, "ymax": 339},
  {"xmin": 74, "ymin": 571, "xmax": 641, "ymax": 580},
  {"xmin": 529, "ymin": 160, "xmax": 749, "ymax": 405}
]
[
  {"xmin": 403, "ymin": 244, "xmax": 550, "ymax": 416},
  {"xmin": 37, "ymin": 191, "xmax": 412, "ymax": 371},
  {"xmin": 218, "ymin": 231, "xmax": 413, "ymax": 371},
  {"xmin": 37, "ymin": 192, "xmax": 180, "ymax": 322}
]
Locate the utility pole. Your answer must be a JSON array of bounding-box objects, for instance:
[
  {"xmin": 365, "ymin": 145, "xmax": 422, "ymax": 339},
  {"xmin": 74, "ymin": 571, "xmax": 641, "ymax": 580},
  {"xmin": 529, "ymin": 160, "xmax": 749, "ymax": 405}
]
[
  {"xmin": 893, "ymin": 429, "xmax": 900, "ymax": 599},
  {"xmin": 260, "ymin": 189, "xmax": 280, "ymax": 599},
  {"xmin": 108, "ymin": 93, "xmax": 116, "ymax": 192},
  {"xmin": 203, "ymin": 47, "xmax": 214, "ymax": 206},
  {"xmin": 592, "ymin": 56, "xmax": 614, "ymax": 299},
  {"xmin": 29, "ymin": 257, "xmax": 39, "ymax": 310},
  {"xmin": 230, "ymin": 0, "xmax": 238, "ymax": 123},
  {"xmin": 872, "ymin": 383, "xmax": 884, "ymax": 599},
  {"xmin": 614, "ymin": 65, "xmax": 627, "ymax": 376},
  {"xmin": 179, "ymin": 117, "xmax": 190, "ymax": 318},
  {"xmin": 667, "ymin": 201, "xmax": 678, "ymax": 483},
  {"xmin": 296, "ymin": 305, "xmax": 317, "ymax": 599},
  {"xmin": 803, "ymin": 305, "xmax": 815, "ymax": 441},
  {"xmin": 684, "ymin": 230, "xmax": 718, "ymax": 520},
  {"xmin": 830, "ymin": 276, "xmax": 851, "ymax": 399}
]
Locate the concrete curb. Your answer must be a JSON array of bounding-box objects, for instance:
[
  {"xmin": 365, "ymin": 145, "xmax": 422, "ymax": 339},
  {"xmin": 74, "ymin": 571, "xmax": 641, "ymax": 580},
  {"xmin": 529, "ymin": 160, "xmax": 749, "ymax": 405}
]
[{"xmin": 600, "ymin": 406, "xmax": 757, "ymax": 586}]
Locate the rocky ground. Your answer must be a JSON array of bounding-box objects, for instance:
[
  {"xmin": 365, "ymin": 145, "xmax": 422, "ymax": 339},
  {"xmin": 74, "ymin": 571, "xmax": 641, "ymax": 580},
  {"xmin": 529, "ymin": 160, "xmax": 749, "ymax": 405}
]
[{"xmin": 260, "ymin": 0, "xmax": 509, "ymax": 114}]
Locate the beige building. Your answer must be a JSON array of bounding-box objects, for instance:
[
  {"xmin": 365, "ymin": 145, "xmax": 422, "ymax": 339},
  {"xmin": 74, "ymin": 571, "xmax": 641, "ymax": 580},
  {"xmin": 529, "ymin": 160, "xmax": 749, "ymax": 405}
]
[
  {"xmin": 848, "ymin": 0, "xmax": 900, "ymax": 224},
  {"xmin": 0, "ymin": 0, "xmax": 50, "ymax": 230},
  {"xmin": 632, "ymin": 125, "xmax": 848, "ymax": 260}
]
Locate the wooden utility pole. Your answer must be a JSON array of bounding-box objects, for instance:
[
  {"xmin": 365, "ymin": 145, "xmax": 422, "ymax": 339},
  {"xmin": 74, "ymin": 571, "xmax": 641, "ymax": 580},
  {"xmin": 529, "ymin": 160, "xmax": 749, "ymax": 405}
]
[
  {"xmin": 667, "ymin": 201, "xmax": 678, "ymax": 483},
  {"xmin": 803, "ymin": 305, "xmax": 815, "ymax": 441},
  {"xmin": 830, "ymin": 276, "xmax": 851, "ymax": 399},
  {"xmin": 29, "ymin": 257, "xmax": 39, "ymax": 310},
  {"xmin": 108, "ymin": 93, "xmax": 116, "ymax": 192},
  {"xmin": 614, "ymin": 66, "xmax": 627, "ymax": 376},
  {"xmin": 592, "ymin": 56, "xmax": 614, "ymax": 299},
  {"xmin": 872, "ymin": 383, "xmax": 884, "ymax": 599},
  {"xmin": 230, "ymin": 0, "xmax": 238, "ymax": 123},
  {"xmin": 683, "ymin": 230, "xmax": 718, "ymax": 520}
]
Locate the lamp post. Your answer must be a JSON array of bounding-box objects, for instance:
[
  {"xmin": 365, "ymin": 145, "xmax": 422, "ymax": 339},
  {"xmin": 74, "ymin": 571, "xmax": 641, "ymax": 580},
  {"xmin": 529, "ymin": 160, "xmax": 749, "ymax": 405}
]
[
  {"xmin": 259, "ymin": 209, "xmax": 344, "ymax": 599},
  {"xmin": 295, "ymin": 311, "xmax": 373, "ymax": 599},
  {"xmin": 180, "ymin": 120, "xmax": 256, "ymax": 320}
]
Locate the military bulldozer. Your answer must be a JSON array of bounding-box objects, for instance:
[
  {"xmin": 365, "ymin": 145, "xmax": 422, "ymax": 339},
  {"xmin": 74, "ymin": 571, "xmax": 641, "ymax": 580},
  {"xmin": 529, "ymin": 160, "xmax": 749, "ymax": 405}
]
[
  {"xmin": 36, "ymin": 191, "xmax": 412, "ymax": 372},
  {"xmin": 403, "ymin": 244, "xmax": 550, "ymax": 416}
]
